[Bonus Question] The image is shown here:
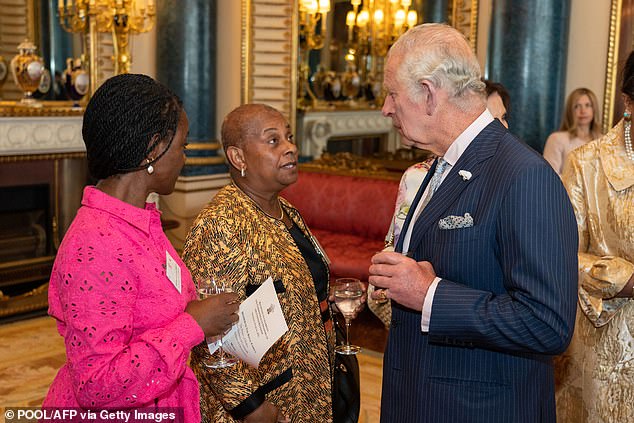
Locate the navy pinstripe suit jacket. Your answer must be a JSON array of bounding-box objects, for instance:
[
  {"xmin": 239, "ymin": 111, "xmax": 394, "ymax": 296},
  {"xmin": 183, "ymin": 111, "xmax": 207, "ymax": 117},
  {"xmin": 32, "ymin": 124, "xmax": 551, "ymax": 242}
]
[{"xmin": 382, "ymin": 120, "xmax": 578, "ymax": 423}]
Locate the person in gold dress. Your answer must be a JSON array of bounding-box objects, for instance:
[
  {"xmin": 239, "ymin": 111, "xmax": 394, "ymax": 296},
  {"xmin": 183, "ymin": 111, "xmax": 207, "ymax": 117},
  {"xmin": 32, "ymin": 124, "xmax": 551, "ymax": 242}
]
[
  {"xmin": 556, "ymin": 51, "xmax": 634, "ymax": 422},
  {"xmin": 183, "ymin": 104, "xmax": 338, "ymax": 423}
]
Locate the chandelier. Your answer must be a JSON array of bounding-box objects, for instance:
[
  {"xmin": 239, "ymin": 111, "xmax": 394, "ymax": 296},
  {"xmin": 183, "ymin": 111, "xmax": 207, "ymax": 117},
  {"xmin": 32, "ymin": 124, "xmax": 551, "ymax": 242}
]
[
  {"xmin": 58, "ymin": 0, "xmax": 156, "ymax": 94},
  {"xmin": 347, "ymin": 0, "xmax": 418, "ymax": 58},
  {"xmin": 297, "ymin": 0, "xmax": 420, "ymax": 110}
]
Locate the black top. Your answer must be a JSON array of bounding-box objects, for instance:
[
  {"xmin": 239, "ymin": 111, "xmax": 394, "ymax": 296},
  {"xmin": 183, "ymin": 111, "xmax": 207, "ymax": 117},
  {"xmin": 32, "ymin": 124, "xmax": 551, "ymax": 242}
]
[{"xmin": 288, "ymin": 222, "xmax": 328, "ymax": 302}]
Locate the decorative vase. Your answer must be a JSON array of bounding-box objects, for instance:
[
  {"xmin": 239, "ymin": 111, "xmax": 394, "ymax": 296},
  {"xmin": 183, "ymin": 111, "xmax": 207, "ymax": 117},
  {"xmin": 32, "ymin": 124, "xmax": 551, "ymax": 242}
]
[
  {"xmin": 364, "ymin": 73, "xmax": 383, "ymax": 104},
  {"xmin": 32, "ymin": 69, "xmax": 52, "ymax": 99},
  {"xmin": 311, "ymin": 65, "xmax": 328, "ymax": 100},
  {"xmin": 0, "ymin": 55, "xmax": 8, "ymax": 99},
  {"xmin": 324, "ymin": 71, "xmax": 342, "ymax": 101},
  {"xmin": 342, "ymin": 64, "xmax": 361, "ymax": 103},
  {"xmin": 61, "ymin": 57, "xmax": 89, "ymax": 104},
  {"xmin": 10, "ymin": 40, "xmax": 45, "ymax": 106}
]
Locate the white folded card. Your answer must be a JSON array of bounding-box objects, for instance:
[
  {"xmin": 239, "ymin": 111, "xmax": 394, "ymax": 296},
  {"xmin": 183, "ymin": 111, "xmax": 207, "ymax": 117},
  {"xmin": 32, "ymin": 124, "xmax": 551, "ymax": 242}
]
[{"xmin": 207, "ymin": 277, "xmax": 288, "ymax": 368}]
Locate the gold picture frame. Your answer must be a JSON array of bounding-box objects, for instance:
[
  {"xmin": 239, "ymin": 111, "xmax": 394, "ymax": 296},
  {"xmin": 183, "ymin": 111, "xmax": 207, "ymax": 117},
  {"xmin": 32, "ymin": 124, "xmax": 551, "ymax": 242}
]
[
  {"xmin": 0, "ymin": 0, "xmax": 118, "ymax": 116},
  {"xmin": 603, "ymin": 0, "xmax": 634, "ymax": 133},
  {"xmin": 240, "ymin": 0, "xmax": 479, "ymax": 133},
  {"xmin": 240, "ymin": 0, "xmax": 297, "ymax": 132}
]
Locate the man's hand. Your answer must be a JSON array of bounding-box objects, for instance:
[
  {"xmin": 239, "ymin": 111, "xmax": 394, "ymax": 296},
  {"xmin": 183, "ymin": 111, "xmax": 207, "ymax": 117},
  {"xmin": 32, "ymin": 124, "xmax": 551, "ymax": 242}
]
[{"xmin": 368, "ymin": 251, "xmax": 437, "ymax": 311}]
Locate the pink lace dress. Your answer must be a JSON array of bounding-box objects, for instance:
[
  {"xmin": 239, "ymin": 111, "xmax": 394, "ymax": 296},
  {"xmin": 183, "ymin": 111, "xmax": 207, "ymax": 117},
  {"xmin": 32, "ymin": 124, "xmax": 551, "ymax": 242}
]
[{"xmin": 43, "ymin": 187, "xmax": 204, "ymax": 422}]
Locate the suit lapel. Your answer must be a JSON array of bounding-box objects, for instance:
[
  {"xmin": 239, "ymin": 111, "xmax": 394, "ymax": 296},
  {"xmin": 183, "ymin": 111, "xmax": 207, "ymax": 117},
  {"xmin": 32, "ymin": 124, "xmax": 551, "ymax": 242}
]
[
  {"xmin": 394, "ymin": 159, "xmax": 438, "ymax": 254},
  {"xmin": 408, "ymin": 121, "xmax": 504, "ymax": 251}
]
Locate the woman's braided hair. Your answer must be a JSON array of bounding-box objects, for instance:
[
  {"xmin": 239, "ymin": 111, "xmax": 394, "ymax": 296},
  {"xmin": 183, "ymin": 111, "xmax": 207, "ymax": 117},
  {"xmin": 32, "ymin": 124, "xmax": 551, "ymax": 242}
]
[{"xmin": 82, "ymin": 73, "xmax": 183, "ymax": 180}]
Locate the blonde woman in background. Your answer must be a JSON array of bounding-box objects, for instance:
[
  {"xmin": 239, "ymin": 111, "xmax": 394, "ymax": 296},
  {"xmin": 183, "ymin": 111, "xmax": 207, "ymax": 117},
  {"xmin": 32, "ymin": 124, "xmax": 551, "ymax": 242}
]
[{"xmin": 543, "ymin": 87, "xmax": 602, "ymax": 174}]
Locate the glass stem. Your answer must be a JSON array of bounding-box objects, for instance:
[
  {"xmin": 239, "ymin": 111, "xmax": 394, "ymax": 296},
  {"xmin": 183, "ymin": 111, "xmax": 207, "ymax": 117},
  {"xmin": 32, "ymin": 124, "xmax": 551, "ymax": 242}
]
[
  {"xmin": 218, "ymin": 338, "xmax": 225, "ymax": 361},
  {"xmin": 345, "ymin": 318, "xmax": 351, "ymax": 347}
]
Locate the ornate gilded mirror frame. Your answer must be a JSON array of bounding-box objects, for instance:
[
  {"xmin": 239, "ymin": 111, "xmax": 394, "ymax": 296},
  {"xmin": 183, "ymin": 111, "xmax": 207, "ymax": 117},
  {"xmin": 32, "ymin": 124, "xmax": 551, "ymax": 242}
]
[
  {"xmin": 0, "ymin": 0, "xmax": 83, "ymax": 116},
  {"xmin": 0, "ymin": 0, "xmax": 35, "ymax": 104},
  {"xmin": 241, "ymin": 0, "xmax": 298, "ymax": 132},
  {"xmin": 452, "ymin": 0, "xmax": 479, "ymax": 51},
  {"xmin": 0, "ymin": 0, "xmax": 117, "ymax": 117},
  {"xmin": 240, "ymin": 0, "xmax": 478, "ymax": 133},
  {"xmin": 603, "ymin": 0, "xmax": 634, "ymax": 133}
]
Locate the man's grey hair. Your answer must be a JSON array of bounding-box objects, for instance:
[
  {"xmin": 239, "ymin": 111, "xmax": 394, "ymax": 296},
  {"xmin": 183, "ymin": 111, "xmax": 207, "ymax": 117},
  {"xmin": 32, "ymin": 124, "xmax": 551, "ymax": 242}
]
[{"xmin": 388, "ymin": 23, "xmax": 485, "ymax": 109}]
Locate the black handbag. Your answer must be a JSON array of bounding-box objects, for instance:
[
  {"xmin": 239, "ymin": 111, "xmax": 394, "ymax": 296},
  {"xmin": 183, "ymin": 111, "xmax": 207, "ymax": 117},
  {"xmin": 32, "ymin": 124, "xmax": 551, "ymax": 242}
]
[{"xmin": 333, "ymin": 317, "xmax": 361, "ymax": 423}]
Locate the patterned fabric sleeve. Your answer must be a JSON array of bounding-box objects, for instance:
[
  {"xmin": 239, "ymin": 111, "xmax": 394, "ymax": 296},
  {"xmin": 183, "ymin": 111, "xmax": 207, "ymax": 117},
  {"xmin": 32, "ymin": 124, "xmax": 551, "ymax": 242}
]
[
  {"xmin": 562, "ymin": 150, "xmax": 634, "ymax": 327},
  {"xmin": 182, "ymin": 211, "xmax": 265, "ymax": 413},
  {"xmin": 51, "ymin": 233, "xmax": 203, "ymax": 409}
]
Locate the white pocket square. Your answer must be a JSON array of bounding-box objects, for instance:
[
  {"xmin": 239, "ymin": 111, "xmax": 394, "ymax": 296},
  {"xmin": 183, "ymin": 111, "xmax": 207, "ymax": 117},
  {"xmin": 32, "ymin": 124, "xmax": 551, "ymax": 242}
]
[{"xmin": 438, "ymin": 213, "xmax": 474, "ymax": 230}]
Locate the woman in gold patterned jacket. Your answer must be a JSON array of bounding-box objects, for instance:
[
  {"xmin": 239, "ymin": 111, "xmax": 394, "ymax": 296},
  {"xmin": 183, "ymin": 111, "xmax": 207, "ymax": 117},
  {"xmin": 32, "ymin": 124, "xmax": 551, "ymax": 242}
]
[
  {"xmin": 556, "ymin": 50, "xmax": 634, "ymax": 422},
  {"xmin": 183, "ymin": 104, "xmax": 336, "ymax": 422}
]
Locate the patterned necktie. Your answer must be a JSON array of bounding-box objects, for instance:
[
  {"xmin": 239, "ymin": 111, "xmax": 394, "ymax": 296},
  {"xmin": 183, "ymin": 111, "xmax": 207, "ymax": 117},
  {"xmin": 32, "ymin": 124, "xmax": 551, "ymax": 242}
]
[
  {"xmin": 417, "ymin": 157, "xmax": 449, "ymax": 213},
  {"xmin": 394, "ymin": 157, "xmax": 450, "ymax": 254}
]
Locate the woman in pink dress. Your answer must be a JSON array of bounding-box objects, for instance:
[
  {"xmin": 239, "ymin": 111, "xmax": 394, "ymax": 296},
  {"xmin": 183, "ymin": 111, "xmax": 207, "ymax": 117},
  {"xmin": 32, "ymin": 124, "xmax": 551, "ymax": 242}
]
[{"xmin": 42, "ymin": 74, "xmax": 239, "ymax": 422}]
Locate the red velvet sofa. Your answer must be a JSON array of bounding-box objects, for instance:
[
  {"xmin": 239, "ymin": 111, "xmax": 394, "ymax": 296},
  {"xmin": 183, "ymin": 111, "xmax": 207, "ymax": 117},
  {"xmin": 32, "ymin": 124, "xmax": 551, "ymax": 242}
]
[{"xmin": 282, "ymin": 170, "xmax": 399, "ymax": 282}]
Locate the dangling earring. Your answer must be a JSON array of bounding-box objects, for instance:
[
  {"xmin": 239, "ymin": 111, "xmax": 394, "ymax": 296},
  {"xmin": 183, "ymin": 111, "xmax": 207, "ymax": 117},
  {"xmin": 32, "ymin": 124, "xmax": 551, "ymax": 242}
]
[
  {"xmin": 624, "ymin": 110, "xmax": 633, "ymax": 161},
  {"xmin": 146, "ymin": 158, "xmax": 154, "ymax": 174},
  {"xmin": 240, "ymin": 167, "xmax": 246, "ymax": 177}
]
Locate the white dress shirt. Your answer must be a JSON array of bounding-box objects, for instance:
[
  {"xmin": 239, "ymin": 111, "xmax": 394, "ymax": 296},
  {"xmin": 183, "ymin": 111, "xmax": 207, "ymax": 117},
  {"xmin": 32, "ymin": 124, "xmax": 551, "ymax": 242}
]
[{"xmin": 400, "ymin": 109, "xmax": 494, "ymax": 332}]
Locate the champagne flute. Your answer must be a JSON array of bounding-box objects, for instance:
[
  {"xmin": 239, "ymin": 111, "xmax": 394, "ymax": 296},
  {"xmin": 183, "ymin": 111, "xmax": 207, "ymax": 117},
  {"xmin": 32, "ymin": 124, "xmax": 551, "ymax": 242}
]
[
  {"xmin": 334, "ymin": 278, "xmax": 364, "ymax": 355},
  {"xmin": 198, "ymin": 277, "xmax": 238, "ymax": 369}
]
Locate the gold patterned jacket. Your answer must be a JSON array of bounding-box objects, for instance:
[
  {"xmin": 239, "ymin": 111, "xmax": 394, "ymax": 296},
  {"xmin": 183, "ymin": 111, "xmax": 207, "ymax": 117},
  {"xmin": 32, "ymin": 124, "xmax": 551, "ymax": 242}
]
[
  {"xmin": 556, "ymin": 120, "xmax": 634, "ymax": 422},
  {"xmin": 182, "ymin": 183, "xmax": 335, "ymax": 423},
  {"xmin": 562, "ymin": 119, "xmax": 634, "ymax": 327}
]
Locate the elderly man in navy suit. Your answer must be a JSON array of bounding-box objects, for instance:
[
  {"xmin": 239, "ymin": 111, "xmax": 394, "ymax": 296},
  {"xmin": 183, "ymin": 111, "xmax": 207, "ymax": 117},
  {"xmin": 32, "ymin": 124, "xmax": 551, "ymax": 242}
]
[{"xmin": 369, "ymin": 23, "xmax": 578, "ymax": 423}]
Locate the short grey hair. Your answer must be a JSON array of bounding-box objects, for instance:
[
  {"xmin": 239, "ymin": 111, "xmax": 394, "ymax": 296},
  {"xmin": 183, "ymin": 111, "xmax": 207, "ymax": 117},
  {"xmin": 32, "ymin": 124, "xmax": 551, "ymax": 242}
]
[{"xmin": 388, "ymin": 23, "xmax": 485, "ymax": 109}]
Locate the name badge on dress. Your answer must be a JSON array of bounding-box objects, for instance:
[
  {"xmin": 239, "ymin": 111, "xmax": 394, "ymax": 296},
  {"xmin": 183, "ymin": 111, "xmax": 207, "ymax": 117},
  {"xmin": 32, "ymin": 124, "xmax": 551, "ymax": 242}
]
[{"xmin": 166, "ymin": 251, "xmax": 182, "ymax": 293}]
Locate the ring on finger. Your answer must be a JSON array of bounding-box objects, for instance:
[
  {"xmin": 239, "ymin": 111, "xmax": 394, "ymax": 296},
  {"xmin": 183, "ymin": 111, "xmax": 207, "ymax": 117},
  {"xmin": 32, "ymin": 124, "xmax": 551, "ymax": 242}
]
[{"xmin": 376, "ymin": 289, "xmax": 388, "ymax": 303}]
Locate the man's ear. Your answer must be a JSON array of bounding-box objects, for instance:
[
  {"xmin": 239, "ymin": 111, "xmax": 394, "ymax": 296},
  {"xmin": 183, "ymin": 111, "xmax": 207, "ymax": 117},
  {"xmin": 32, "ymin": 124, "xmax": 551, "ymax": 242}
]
[
  {"xmin": 225, "ymin": 145, "xmax": 245, "ymax": 170},
  {"xmin": 420, "ymin": 80, "xmax": 437, "ymax": 116}
]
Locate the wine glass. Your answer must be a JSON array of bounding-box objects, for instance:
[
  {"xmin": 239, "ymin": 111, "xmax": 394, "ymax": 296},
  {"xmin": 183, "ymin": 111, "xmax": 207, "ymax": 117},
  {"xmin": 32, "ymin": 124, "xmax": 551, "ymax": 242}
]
[
  {"xmin": 198, "ymin": 277, "xmax": 238, "ymax": 369},
  {"xmin": 333, "ymin": 278, "xmax": 364, "ymax": 355}
]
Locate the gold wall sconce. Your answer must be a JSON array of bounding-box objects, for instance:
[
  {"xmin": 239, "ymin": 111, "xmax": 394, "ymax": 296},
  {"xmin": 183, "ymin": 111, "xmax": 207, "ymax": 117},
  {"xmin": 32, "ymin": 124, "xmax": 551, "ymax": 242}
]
[
  {"xmin": 299, "ymin": 0, "xmax": 420, "ymax": 110},
  {"xmin": 299, "ymin": 0, "xmax": 331, "ymax": 50},
  {"xmin": 298, "ymin": 0, "xmax": 332, "ymax": 108},
  {"xmin": 57, "ymin": 0, "xmax": 156, "ymax": 95}
]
